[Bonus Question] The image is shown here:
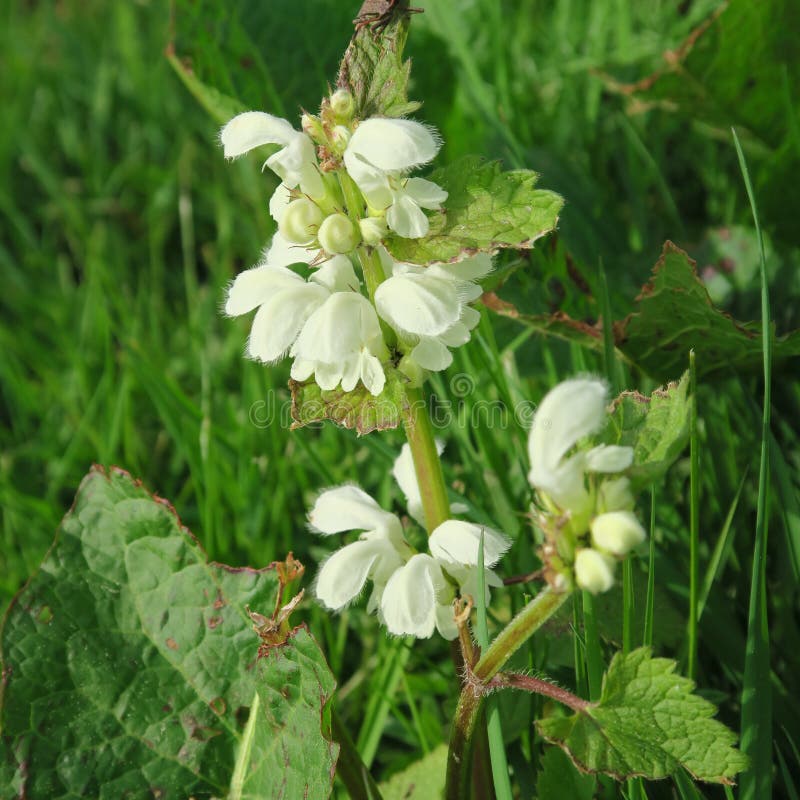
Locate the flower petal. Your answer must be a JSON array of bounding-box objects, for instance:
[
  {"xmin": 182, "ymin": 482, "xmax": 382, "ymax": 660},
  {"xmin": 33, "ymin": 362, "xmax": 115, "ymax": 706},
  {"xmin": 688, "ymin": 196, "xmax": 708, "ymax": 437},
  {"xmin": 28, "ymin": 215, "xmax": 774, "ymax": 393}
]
[
  {"xmin": 309, "ymin": 484, "xmax": 401, "ymax": 536},
  {"xmin": 429, "ymin": 520, "xmax": 510, "ymax": 568},
  {"xmin": 342, "ymin": 151, "xmax": 392, "ymax": 209},
  {"xmin": 360, "ymin": 351, "xmax": 386, "ymax": 396},
  {"xmin": 435, "ymin": 602, "xmax": 459, "ymax": 640},
  {"xmin": 392, "ymin": 440, "xmax": 446, "ymax": 526},
  {"xmin": 386, "ymin": 193, "xmax": 430, "ymax": 238},
  {"xmin": 404, "ymin": 177, "xmax": 448, "ymax": 209},
  {"xmin": 410, "ymin": 338, "xmax": 453, "ymax": 371},
  {"xmin": 269, "ymin": 184, "xmax": 293, "ymax": 222},
  {"xmin": 433, "ymin": 254, "xmax": 494, "ymax": 282},
  {"xmin": 375, "ymin": 273, "xmax": 462, "ymax": 337},
  {"xmin": 266, "ymin": 133, "xmax": 323, "ymax": 196},
  {"xmin": 574, "ymin": 548, "xmax": 616, "ymax": 594},
  {"xmin": 315, "ymin": 540, "xmax": 378, "ymax": 609},
  {"xmin": 380, "ymin": 554, "xmax": 442, "ymax": 638},
  {"xmin": 221, "ymin": 111, "xmax": 296, "ymax": 158},
  {"xmin": 267, "ymin": 231, "xmax": 318, "ymax": 267},
  {"xmin": 585, "ymin": 445, "xmax": 634, "ymax": 473},
  {"xmin": 590, "ymin": 510, "xmax": 646, "ymax": 556},
  {"xmin": 528, "ymin": 378, "xmax": 608, "ymax": 497},
  {"xmin": 224, "ymin": 263, "xmax": 303, "ymax": 317},
  {"xmin": 310, "ymin": 255, "xmax": 359, "ymax": 293},
  {"xmin": 347, "ymin": 118, "xmax": 441, "ymax": 172}
]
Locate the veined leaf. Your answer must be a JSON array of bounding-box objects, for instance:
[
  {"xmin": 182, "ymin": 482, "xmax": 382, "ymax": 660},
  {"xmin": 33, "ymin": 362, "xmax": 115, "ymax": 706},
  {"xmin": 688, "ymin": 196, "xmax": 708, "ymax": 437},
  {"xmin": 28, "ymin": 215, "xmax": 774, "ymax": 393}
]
[
  {"xmin": 537, "ymin": 647, "xmax": 748, "ymax": 784},
  {"xmin": 379, "ymin": 744, "xmax": 448, "ymax": 799},
  {"xmin": 385, "ymin": 157, "xmax": 563, "ymax": 265},
  {"xmin": 0, "ymin": 467, "xmax": 337, "ymax": 799},
  {"xmin": 289, "ymin": 368, "xmax": 407, "ymax": 435},
  {"xmin": 337, "ymin": 0, "xmax": 420, "ymax": 118},
  {"xmin": 605, "ymin": 372, "xmax": 691, "ymax": 492}
]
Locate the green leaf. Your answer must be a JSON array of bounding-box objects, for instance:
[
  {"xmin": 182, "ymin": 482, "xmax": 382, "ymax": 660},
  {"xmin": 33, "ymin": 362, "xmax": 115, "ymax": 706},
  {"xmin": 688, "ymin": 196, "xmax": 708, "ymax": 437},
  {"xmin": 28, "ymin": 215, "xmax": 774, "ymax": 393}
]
[
  {"xmin": 536, "ymin": 746, "xmax": 595, "ymax": 800},
  {"xmin": 289, "ymin": 368, "xmax": 407, "ymax": 435},
  {"xmin": 384, "ymin": 157, "xmax": 564, "ymax": 265},
  {"xmin": 0, "ymin": 467, "xmax": 337, "ymax": 799},
  {"xmin": 537, "ymin": 647, "xmax": 748, "ymax": 784},
  {"xmin": 615, "ymin": 241, "xmax": 800, "ymax": 381},
  {"xmin": 337, "ymin": 1, "xmax": 420, "ymax": 118},
  {"xmin": 379, "ymin": 744, "xmax": 448, "ymax": 800},
  {"xmin": 167, "ymin": 52, "xmax": 246, "ymax": 125},
  {"xmin": 605, "ymin": 372, "xmax": 691, "ymax": 492}
]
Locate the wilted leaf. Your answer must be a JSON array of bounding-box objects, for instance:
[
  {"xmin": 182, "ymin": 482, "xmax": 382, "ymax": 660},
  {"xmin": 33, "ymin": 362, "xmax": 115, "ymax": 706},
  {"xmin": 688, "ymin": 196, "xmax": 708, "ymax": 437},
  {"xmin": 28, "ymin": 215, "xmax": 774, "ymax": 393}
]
[
  {"xmin": 385, "ymin": 157, "xmax": 564, "ymax": 265},
  {"xmin": 337, "ymin": 0, "xmax": 420, "ymax": 118},
  {"xmin": 537, "ymin": 647, "xmax": 748, "ymax": 784},
  {"xmin": 0, "ymin": 467, "xmax": 337, "ymax": 800},
  {"xmin": 614, "ymin": 241, "xmax": 800, "ymax": 380},
  {"xmin": 290, "ymin": 368, "xmax": 407, "ymax": 435}
]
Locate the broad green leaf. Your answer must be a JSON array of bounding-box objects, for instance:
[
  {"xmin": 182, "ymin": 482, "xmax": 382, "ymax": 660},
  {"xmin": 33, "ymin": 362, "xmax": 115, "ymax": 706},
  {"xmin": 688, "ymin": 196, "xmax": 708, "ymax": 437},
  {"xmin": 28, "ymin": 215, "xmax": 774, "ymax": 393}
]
[
  {"xmin": 536, "ymin": 746, "xmax": 595, "ymax": 800},
  {"xmin": 605, "ymin": 372, "xmax": 690, "ymax": 492},
  {"xmin": 379, "ymin": 744, "xmax": 448, "ymax": 799},
  {"xmin": 537, "ymin": 647, "xmax": 748, "ymax": 784},
  {"xmin": 167, "ymin": 52, "xmax": 246, "ymax": 125},
  {"xmin": 616, "ymin": 242, "xmax": 800, "ymax": 380},
  {"xmin": 289, "ymin": 368, "xmax": 407, "ymax": 435},
  {"xmin": 0, "ymin": 467, "xmax": 337, "ymax": 799},
  {"xmin": 337, "ymin": 1, "xmax": 420, "ymax": 118},
  {"xmin": 384, "ymin": 157, "xmax": 564, "ymax": 265}
]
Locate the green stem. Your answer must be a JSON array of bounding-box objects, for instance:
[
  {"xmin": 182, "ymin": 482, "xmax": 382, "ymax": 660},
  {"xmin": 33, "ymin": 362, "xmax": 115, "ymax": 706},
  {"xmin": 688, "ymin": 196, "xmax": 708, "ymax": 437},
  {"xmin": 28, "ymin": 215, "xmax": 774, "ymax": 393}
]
[
  {"xmin": 402, "ymin": 385, "xmax": 451, "ymax": 533},
  {"xmin": 474, "ymin": 587, "xmax": 568, "ymax": 682},
  {"xmin": 229, "ymin": 691, "xmax": 260, "ymax": 800},
  {"xmin": 446, "ymin": 588, "xmax": 569, "ymax": 799}
]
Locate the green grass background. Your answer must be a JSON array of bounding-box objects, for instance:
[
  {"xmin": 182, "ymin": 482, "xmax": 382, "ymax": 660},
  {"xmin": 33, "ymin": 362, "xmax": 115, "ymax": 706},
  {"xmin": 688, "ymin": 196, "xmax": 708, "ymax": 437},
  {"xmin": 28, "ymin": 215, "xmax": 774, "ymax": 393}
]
[{"xmin": 1, "ymin": 0, "xmax": 799, "ymax": 797}]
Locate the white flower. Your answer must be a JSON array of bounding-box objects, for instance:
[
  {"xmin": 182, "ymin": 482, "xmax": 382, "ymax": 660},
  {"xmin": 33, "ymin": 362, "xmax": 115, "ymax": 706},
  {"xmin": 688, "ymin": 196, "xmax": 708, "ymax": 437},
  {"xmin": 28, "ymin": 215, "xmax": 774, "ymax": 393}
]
[
  {"xmin": 527, "ymin": 378, "xmax": 633, "ymax": 513},
  {"xmin": 375, "ymin": 252, "xmax": 493, "ymax": 371},
  {"xmin": 221, "ymin": 111, "xmax": 325, "ymax": 199},
  {"xmin": 343, "ymin": 118, "xmax": 447, "ymax": 239},
  {"xmin": 313, "ymin": 447, "xmax": 510, "ymax": 639},
  {"xmin": 590, "ymin": 510, "xmax": 646, "ymax": 557},
  {"xmin": 310, "ymin": 486, "xmax": 411, "ymax": 612},
  {"xmin": 290, "ymin": 292, "xmax": 389, "ymax": 396},
  {"xmin": 225, "ymin": 247, "xmax": 358, "ymax": 364}
]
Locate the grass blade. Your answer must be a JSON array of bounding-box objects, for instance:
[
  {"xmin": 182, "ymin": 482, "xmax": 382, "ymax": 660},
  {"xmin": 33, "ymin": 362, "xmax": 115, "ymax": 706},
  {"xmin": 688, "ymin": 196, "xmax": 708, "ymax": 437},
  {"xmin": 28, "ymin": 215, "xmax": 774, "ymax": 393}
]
[
  {"xmin": 643, "ymin": 488, "xmax": 656, "ymax": 648},
  {"xmin": 476, "ymin": 530, "xmax": 513, "ymax": 800},
  {"xmin": 732, "ymin": 127, "xmax": 773, "ymax": 800},
  {"xmin": 687, "ymin": 349, "xmax": 699, "ymax": 680}
]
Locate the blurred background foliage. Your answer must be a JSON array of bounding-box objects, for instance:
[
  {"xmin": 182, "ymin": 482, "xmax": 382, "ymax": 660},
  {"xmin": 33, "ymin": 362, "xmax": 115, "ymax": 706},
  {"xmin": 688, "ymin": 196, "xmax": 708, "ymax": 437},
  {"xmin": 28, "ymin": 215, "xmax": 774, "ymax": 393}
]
[{"xmin": 1, "ymin": 0, "xmax": 799, "ymax": 796}]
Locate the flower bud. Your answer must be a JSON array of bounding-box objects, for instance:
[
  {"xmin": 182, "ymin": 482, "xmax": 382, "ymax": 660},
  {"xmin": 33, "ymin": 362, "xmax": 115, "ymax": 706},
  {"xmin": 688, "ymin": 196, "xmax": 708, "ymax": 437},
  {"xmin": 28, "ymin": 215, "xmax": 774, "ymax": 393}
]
[
  {"xmin": 301, "ymin": 112, "xmax": 325, "ymax": 143},
  {"xmin": 279, "ymin": 198, "xmax": 325, "ymax": 244},
  {"xmin": 590, "ymin": 510, "xmax": 646, "ymax": 557},
  {"xmin": 359, "ymin": 216, "xmax": 389, "ymax": 246},
  {"xmin": 317, "ymin": 213, "xmax": 360, "ymax": 254},
  {"xmin": 330, "ymin": 125, "xmax": 351, "ymax": 151},
  {"xmin": 574, "ymin": 548, "xmax": 615, "ymax": 594},
  {"xmin": 330, "ymin": 88, "xmax": 355, "ymax": 119}
]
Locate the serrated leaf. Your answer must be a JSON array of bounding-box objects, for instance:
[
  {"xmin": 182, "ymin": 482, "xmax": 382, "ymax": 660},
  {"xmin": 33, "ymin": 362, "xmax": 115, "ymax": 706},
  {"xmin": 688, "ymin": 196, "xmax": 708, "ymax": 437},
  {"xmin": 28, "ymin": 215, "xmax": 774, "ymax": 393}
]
[
  {"xmin": 289, "ymin": 369, "xmax": 407, "ymax": 435},
  {"xmin": 0, "ymin": 467, "xmax": 337, "ymax": 799},
  {"xmin": 614, "ymin": 241, "xmax": 800, "ymax": 380},
  {"xmin": 167, "ymin": 52, "xmax": 246, "ymax": 125},
  {"xmin": 234, "ymin": 627, "xmax": 338, "ymax": 800},
  {"xmin": 536, "ymin": 746, "xmax": 595, "ymax": 800},
  {"xmin": 379, "ymin": 744, "xmax": 448, "ymax": 799},
  {"xmin": 604, "ymin": 372, "xmax": 691, "ymax": 492},
  {"xmin": 537, "ymin": 647, "xmax": 748, "ymax": 784},
  {"xmin": 385, "ymin": 157, "xmax": 564, "ymax": 265},
  {"xmin": 337, "ymin": 1, "xmax": 420, "ymax": 118}
]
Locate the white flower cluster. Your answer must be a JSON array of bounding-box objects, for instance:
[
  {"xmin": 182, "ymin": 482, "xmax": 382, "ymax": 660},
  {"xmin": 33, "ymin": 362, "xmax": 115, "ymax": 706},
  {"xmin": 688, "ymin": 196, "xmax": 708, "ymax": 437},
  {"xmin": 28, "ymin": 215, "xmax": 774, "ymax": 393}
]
[
  {"xmin": 220, "ymin": 93, "xmax": 491, "ymax": 395},
  {"xmin": 527, "ymin": 378, "xmax": 646, "ymax": 594},
  {"xmin": 310, "ymin": 444, "xmax": 509, "ymax": 639}
]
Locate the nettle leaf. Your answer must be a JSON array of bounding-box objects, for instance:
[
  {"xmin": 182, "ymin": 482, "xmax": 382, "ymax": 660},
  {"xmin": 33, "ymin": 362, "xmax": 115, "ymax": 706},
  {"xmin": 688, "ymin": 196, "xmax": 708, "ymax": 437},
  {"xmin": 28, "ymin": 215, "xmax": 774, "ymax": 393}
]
[
  {"xmin": 0, "ymin": 467, "xmax": 337, "ymax": 800},
  {"xmin": 337, "ymin": 0, "xmax": 420, "ymax": 118},
  {"xmin": 385, "ymin": 157, "xmax": 564, "ymax": 265},
  {"xmin": 537, "ymin": 647, "xmax": 748, "ymax": 784},
  {"xmin": 605, "ymin": 372, "xmax": 690, "ymax": 492},
  {"xmin": 615, "ymin": 241, "xmax": 800, "ymax": 380},
  {"xmin": 289, "ymin": 368, "xmax": 407, "ymax": 435}
]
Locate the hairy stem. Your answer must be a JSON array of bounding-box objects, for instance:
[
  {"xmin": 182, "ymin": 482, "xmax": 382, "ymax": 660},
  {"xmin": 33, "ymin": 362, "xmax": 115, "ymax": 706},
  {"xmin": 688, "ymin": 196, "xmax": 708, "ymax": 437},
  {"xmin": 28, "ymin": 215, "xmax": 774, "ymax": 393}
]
[
  {"xmin": 402, "ymin": 385, "xmax": 451, "ymax": 533},
  {"xmin": 490, "ymin": 672, "xmax": 589, "ymax": 712},
  {"xmin": 474, "ymin": 587, "xmax": 568, "ymax": 681}
]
